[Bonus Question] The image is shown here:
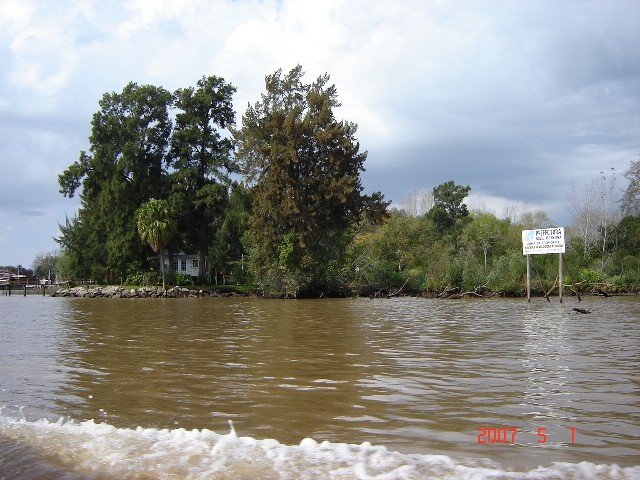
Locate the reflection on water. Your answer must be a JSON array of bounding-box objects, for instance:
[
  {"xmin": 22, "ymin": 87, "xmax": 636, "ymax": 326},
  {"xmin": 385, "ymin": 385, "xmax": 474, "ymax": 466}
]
[
  {"xmin": 1, "ymin": 295, "xmax": 639, "ymax": 473},
  {"xmin": 520, "ymin": 304, "xmax": 574, "ymax": 451}
]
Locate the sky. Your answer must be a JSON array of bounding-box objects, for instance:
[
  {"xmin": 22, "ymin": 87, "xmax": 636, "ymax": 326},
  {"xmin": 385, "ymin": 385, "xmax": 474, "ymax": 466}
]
[{"xmin": 0, "ymin": 0, "xmax": 638, "ymax": 268}]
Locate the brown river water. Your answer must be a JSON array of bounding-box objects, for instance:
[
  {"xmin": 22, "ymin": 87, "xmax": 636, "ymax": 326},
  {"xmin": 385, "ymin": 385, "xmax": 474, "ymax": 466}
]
[{"xmin": 0, "ymin": 295, "xmax": 638, "ymax": 479}]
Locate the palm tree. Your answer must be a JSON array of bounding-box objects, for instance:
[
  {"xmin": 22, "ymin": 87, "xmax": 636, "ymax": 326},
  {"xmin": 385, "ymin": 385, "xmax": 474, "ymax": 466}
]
[{"xmin": 136, "ymin": 199, "xmax": 176, "ymax": 290}]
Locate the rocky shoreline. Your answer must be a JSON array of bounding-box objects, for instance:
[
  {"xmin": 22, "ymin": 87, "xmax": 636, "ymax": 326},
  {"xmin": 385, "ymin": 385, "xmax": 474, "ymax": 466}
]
[
  {"xmin": 48, "ymin": 284, "xmax": 634, "ymax": 299},
  {"xmin": 51, "ymin": 285, "xmax": 249, "ymax": 298}
]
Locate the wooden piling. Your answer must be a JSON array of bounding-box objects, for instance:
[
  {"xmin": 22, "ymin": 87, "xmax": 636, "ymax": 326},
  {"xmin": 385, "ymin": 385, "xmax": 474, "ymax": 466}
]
[
  {"xmin": 559, "ymin": 253, "xmax": 563, "ymax": 303},
  {"xmin": 526, "ymin": 254, "xmax": 531, "ymax": 303}
]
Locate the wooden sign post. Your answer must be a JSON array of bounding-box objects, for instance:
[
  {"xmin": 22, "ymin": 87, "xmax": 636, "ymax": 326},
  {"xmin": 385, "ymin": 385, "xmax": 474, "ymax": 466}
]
[{"xmin": 522, "ymin": 227, "xmax": 566, "ymax": 302}]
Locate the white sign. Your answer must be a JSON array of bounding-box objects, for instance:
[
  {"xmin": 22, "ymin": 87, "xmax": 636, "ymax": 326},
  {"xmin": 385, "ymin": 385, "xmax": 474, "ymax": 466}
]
[{"xmin": 522, "ymin": 227, "xmax": 565, "ymax": 255}]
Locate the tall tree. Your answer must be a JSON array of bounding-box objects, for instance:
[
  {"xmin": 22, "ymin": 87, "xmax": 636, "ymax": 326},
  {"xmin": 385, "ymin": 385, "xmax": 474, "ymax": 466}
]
[
  {"xmin": 58, "ymin": 83, "xmax": 173, "ymax": 280},
  {"xmin": 210, "ymin": 182, "xmax": 252, "ymax": 282},
  {"xmin": 234, "ymin": 65, "xmax": 388, "ymax": 295},
  {"xmin": 55, "ymin": 214, "xmax": 95, "ymax": 282},
  {"xmin": 171, "ymin": 76, "xmax": 236, "ymax": 283},
  {"xmin": 136, "ymin": 199, "xmax": 176, "ymax": 289},
  {"xmin": 567, "ymin": 168, "xmax": 619, "ymax": 264},
  {"xmin": 621, "ymin": 159, "xmax": 640, "ymax": 217},
  {"xmin": 461, "ymin": 212, "xmax": 510, "ymax": 269},
  {"xmin": 31, "ymin": 250, "xmax": 60, "ymax": 282},
  {"xmin": 427, "ymin": 180, "xmax": 471, "ymax": 233}
]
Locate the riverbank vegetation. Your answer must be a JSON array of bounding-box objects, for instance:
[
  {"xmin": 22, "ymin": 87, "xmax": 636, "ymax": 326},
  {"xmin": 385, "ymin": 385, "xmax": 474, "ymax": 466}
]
[{"xmin": 31, "ymin": 66, "xmax": 640, "ymax": 298}]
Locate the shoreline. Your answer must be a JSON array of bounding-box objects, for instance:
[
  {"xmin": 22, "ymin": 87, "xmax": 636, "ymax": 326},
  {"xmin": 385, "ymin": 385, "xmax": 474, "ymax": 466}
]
[
  {"xmin": 46, "ymin": 285, "xmax": 638, "ymax": 300},
  {"xmin": 50, "ymin": 285, "xmax": 249, "ymax": 298}
]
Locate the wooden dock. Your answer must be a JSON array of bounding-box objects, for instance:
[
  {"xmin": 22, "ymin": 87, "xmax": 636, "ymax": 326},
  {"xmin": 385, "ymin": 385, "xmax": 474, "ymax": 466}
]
[{"xmin": 0, "ymin": 276, "xmax": 55, "ymax": 296}]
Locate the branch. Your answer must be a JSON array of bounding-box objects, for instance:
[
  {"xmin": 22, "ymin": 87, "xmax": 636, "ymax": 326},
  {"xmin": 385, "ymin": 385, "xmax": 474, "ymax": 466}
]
[
  {"xmin": 387, "ymin": 278, "xmax": 409, "ymax": 298},
  {"xmin": 545, "ymin": 276, "xmax": 558, "ymax": 302},
  {"xmin": 451, "ymin": 283, "xmax": 489, "ymax": 299},
  {"xmin": 451, "ymin": 291, "xmax": 484, "ymax": 299},
  {"xmin": 437, "ymin": 284, "xmax": 459, "ymax": 298}
]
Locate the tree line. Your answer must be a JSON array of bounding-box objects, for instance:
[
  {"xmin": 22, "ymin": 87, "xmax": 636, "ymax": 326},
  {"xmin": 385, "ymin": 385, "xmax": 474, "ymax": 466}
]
[{"xmin": 42, "ymin": 65, "xmax": 639, "ymax": 297}]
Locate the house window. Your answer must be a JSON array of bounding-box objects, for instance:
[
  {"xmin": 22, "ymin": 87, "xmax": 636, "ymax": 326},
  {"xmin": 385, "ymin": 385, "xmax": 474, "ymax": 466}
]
[
  {"xmin": 181, "ymin": 260, "xmax": 187, "ymax": 271},
  {"xmin": 192, "ymin": 259, "xmax": 199, "ymax": 269},
  {"xmin": 173, "ymin": 260, "xmax": 178, "ymax": 271}
]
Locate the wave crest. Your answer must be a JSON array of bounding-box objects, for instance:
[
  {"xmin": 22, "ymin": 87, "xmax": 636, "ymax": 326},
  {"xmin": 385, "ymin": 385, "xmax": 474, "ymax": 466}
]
[{"xmin": 1, "ymin": 413, "xmax": 638, "ymax": 480}]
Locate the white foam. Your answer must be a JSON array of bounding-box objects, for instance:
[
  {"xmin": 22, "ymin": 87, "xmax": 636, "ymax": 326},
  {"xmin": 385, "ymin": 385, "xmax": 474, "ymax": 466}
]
[{"xmin": 1, "ymin": 412, "xmax": 638, "ymax": 480}]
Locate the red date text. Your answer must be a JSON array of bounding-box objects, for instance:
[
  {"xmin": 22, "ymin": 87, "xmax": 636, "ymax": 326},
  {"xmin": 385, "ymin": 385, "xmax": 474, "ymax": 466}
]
[{"xmin": 477, "ymin": 427, "xmax": 575, "ymax": 444}]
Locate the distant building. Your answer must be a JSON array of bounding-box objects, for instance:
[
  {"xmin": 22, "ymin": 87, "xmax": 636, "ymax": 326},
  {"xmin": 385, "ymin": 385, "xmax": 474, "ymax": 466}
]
[
  {"xmin": 161, "ymin": 252, "xmax": 208, "ymax": 281},
  {"xmin": 0, "ymin": 272, "xmax": 38, "ymax": 285}
]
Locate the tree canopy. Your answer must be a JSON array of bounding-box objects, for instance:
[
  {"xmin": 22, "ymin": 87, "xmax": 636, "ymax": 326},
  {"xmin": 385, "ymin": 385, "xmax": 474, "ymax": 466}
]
[
  {"xmin": 53, "ymin": 69, "xmax": 640, "ymax": 296},
  {"xmin": 58, "ymin": 82, "xmax": 174, "ymax": 281},
  {"xmin": 621, "ymin": 160, "xmax": 640, "ymax": 217},
  {"xmin": 171, "ymin": 76, "xmax": 237, "ymax": 283},
  {"xmin": 234, "ymin": 65, "xmax": 388, "ymax": 295},
  {"xmin": 427, "ymin": 180, "xmax": 471, "ymax": 233},
  {"xmin": 57, "ymin": 78, "xmax": 236, "ymax": 284}
]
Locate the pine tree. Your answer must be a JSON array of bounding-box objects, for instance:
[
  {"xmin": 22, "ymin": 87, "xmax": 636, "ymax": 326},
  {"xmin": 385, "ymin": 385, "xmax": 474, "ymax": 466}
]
[{"xmin": 234, "ymin": 66, "xmax": 388, "ymax": 295}]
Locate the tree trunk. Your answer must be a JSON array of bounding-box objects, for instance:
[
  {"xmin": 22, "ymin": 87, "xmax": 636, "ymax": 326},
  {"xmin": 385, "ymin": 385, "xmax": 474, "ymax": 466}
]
[
  {"xmin": 198, "ymin": 246, "xmax": 206, "ymax": 284},
  {"xmin": 159, "ymin": 250, "xmax": 166, "ymax": 290},
  {"xmin": 167, "ymin": 249, "xmax": 175, "ymax": 286}
]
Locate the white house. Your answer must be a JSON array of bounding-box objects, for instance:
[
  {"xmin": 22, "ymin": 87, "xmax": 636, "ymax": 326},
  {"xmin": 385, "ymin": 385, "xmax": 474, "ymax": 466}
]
[{"xmin": 161, "ymin": 252, "xmax": 208, "ymax": 280}]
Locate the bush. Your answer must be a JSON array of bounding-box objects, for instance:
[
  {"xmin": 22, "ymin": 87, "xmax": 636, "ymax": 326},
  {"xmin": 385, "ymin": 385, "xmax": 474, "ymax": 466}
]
[
  {"xmin": 446, "ymin": 250, "xmax": 484, "ymax": 291},
  {"xmin": 174, "ymin": 273, "xmax": 193, "ymax": 286},
  {"xmin": 143, "ymin": 271, "xmax": 161, "ymax": 286},
  {"xmin": 125, "ymin": 272, "xmax": 143, "ymax": 286},
  {"xmin": 606, "ymin": 274, "xmax": 628, "ymax": 292},
  {"xmin": 487, "ymin": 252, "xmax": 526, "ymax": 294},
  {"xmin": 579, "ymin": 268, "xmax": 601, "ymax": 287},
  {"xmin": 230, "ymin": 260, "xmax": 252, "ymax": 285},
  {"xmin": 423, "ymin": 254, "xmax": 450, "ymax": 292},
  {"xmin": 259, "ymin": 266, "xmax": 303, "ymax": 298}
]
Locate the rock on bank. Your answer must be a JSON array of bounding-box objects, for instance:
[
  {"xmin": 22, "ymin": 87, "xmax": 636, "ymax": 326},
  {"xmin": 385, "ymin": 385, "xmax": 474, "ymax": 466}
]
[{"xmin": 51, "ymin": 286, "xmax": 247, "ymax": 298}]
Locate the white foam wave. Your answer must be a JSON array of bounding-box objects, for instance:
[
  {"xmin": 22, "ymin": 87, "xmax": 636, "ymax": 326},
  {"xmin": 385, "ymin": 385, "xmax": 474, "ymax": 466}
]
[{"xmin": 1, "ymin": 413, "xmax": 638, "ymax": 480}]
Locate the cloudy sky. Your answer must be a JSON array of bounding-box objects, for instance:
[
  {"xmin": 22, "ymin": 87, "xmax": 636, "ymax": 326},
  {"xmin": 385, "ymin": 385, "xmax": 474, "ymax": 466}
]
[{"xmin": 0, "ymin": 0, "xmax": 638, "ymax": 267}]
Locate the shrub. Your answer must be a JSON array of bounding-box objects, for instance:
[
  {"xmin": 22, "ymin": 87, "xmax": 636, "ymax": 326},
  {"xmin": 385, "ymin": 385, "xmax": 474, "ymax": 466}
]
[
  {"xmin": 174, "ymin": 273, "xmax": 193, "ymax": 286},
  {"xmin": 259, "ymin": 266, "xmax": 303, "ymax": 298},
  {"xmin": 125, "ymin": 272, "xmax": 143, "ymax": 286},
  {"xmin": 487, "ymin": 252, "xmax": 526, "ymax": 294},
  {"xmin": 143, "ymin": 271, "xmax": 161, "ymax": 286},
  {"xmin": 579, "ymin": 268, "xmax": 601, "ymax": 287}
]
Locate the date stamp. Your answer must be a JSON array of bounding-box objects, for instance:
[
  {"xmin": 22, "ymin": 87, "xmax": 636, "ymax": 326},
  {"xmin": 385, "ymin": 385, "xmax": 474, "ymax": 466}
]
[{"xmin": 477, "ymin": 427, "xmax": 576, "ymax": 444}]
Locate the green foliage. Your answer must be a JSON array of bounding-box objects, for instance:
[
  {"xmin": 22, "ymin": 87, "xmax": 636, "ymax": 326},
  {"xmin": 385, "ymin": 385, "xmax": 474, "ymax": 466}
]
[
  {"xmin": 615, "ymin": 256, "xmax": 640, "ymax": 289},
  {"xmin": 58, "ymin": 82, "xmax": 173, "ymax": 281},
  {"xmin": 487, "ymin": 252, "xmax": 526, "ymax": 294},
  {"xmin": 136, "ymin": 199, "xmax": 176, "ymax": 253},
  {"xmin": 124, "ymin": 270, "xmax": 169, "ymax": 287},
  {"xmin": 56, "ymin": 215, "xmax": 93, "ymax": 282},
  {"xmin": 174, "ymin": 273, "xmax": 193, "ymax": 286},
  {"xmin": 448, "ymin": 250, "xmax": 485, "ymax": 291},
  {"xmin": 210, "ymin": 182, "xmax": 252, "ymax": 279},
  {"xmin": 612, "ymin": 215, "xmax": 640, "ymax": 255},
  {"xmin": 136, "ymin": 198, "xmax": 176, "ymax": 289},
  {"xmin": 124, "ymin": 272, "xmax": 143, "ymax": 286},
  {"xmin": 57, "ymin": 77, "xmax": 238, "ymax": 285},
  {"xmin": 31, "ymin": 251, "xmax": 60, "ymax": 281},
  {"xmin": 578, "ymin": 268, "xmax": 602, "ymax": 287},
  {"xmin": 54, "ymin": 71, "xmax": 640, "ymax": 296},
  {"xmin": 171, "ymin": 75, "xmax": 237, "ymax": 283},
  {"xmin": 234, "ymin": 65, "xmax": 388, "ymax": 295},
  {"xmin": 427, "ymin": 181, "xmax": 471, "ymax": 233},
  {"xmin": 461, "ymin": 212, "xmax": 510, "ymax": 268},
  {"xmin": 259, "ymin": 267, "xmax": 303, "ymax": 298}
]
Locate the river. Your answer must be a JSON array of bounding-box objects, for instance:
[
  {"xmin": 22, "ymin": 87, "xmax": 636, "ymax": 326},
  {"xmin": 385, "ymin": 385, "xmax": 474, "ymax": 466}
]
[{"xmin": 0, "ymin": 295, "xmax": 638, "ymax": 479}]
